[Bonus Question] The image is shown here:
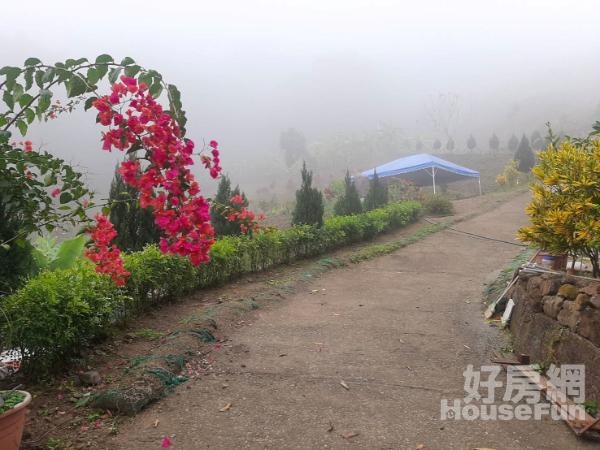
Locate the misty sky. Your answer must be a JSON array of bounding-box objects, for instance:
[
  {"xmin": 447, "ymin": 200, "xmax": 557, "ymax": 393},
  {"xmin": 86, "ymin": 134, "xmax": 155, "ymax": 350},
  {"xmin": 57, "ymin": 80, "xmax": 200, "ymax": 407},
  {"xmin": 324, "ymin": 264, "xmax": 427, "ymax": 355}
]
[{"xmin": 2, "ymin": 0, "xmax": 600, "ymax": 196}]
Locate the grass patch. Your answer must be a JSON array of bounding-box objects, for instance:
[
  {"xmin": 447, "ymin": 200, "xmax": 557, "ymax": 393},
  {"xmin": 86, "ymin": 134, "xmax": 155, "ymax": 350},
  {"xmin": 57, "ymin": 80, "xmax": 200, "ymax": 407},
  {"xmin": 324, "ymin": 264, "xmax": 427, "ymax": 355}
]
[
  {"xmin": 482, "ymin": 248, "xmax": 534, "ymax": 306},
  {"xmin": 348, "ymin": 222, "xmax": 448, "ymax": 263},
  {"xmin": 131, "ymin": 328, "xmax": 164, "ymax": 341}
]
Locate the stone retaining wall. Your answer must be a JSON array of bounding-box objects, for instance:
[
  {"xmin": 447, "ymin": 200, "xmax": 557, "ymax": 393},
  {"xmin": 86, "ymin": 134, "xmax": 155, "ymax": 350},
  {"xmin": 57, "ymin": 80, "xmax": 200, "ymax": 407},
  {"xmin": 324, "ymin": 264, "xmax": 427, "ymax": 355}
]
[{"xmin": 508, "ymin": 271, "xmax": 600, "ymax": 402}]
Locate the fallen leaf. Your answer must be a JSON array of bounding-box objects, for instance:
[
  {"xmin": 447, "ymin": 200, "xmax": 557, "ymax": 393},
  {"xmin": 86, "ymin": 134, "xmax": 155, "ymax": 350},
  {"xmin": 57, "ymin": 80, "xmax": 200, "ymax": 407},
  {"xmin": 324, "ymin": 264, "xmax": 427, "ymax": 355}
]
[
  {"xmin": 219, "ymin": 402, "xmax": 232, "ymax": 412},
  {"xmin": 153, "ymin": 419, "xmax": 160, "ymax": 428},
  {"xmin": 340, "ymin": 380, "xmax": 350, "ymax": 390},
  {"xmin": 279, "ymin": 353, "xmax": 287, "ymax": 357},
  {"xmin": 341, "ymin": 431, "xmax": 359, "ymax": 439},
  {"xmin": 327, "ymin": 421, "xmax": 334, "ymax": 432},
  {"xmin": 416, "ymin": 445, "xmax": 425, "ymax": 450},
  {"xmin": 463, "ymin": 344, "xmax": 471, "ymax": 350}
]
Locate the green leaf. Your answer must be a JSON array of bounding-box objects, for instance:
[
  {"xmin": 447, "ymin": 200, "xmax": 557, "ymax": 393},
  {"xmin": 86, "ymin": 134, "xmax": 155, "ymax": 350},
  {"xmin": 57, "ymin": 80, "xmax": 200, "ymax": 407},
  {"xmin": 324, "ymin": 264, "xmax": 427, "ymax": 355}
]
[
  {"xmin": 87, "ymin": 67, "xmax": 101, "ymax": 85},
  {"xmin": 24, "ymin": 57, "xmax": 41, "ymax": 67},
  {"xmin": 121, "ymin": 56, "xmax": 135, "ymax": 65},
  {"xmin": 124, "ymin": 65, "xmax": 141, "ymax": 77},
  {"xmin": 16, "ymin": 119, "xmax": 27, "ymax": 136},
  {"xmin": 101, "ymin": 206, "xmax": 111, "ymax": 216},
  {"xmin": 12, "ymin": 83, "xmax": 24, "ymax": 102},
  {"xmin": 42, "ymin": 67, "xmax": 55, "ymax": 83},
  {"xmin": 138, "ymin": 72, "xmax": 153, "ymax": 87},
  {"xmin": 95, "ymin": 54, "xmax": 114, "ymax": 64},
  {"xmin": 50, "ymin": 235, "xmax": 87, "ymax": 270},
  {"xmin": 34, "ymin": 70, "xmax": 44, "ymax": 88},
  {"xmin": 108, "ymin": 67, "xmax": 122, "ymax": 84},
  {"xmin": 0, "ymin": 130, "xmax": 11, "ymax": 143},
  {"xmin": 24, "ymin": 68, "xmax": 34, "ymax": 90},
  {"xmin": 84, "ymin": 96, "xmax": 97, "ymax": 111},
  {"xmin": 0, "ymin": 66, "xmax": 21, "ymax": 82},
  {"xmin": 37, "ymin": 89, "xmax": 52, "ymax": 115},
  {"xmin": 149, "ymin": 82, "xmax": 163, "ymax": 98},
  {"xmin": 65, "ymin": 75, "xmax": 88, "ymax": 97},
  {"xmin": 18, "ymin": 93, "xmax": 33, "ymax": 108},
  {"xmin": 2, "ymin": 90, "xmax": 14, "ymax": 110},
  {"xmin": 59, "ymin": 192, "xmax": 73, "ymax": 204},
  {"xmin": 24, "ymin": 108, "xmax": 35, "ymax": 124}
]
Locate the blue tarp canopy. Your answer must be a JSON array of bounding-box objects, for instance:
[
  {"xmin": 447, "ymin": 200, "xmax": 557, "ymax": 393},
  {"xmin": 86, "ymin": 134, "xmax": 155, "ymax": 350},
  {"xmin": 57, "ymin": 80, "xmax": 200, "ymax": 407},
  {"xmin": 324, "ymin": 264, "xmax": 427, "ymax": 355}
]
[{"xmin": 361, "ymin": 153, "xmax": 481, "ymax": 194}]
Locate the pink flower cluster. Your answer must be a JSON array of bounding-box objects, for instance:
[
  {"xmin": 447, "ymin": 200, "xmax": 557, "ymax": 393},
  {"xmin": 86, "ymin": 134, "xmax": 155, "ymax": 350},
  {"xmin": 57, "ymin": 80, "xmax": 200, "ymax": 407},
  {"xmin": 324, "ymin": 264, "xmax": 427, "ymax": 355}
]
[
  {"xmin": 226, "ymin": 194, "xmax": 264, "ymax": 234},
  {"xmin": 85, "ymin": 214, "xmax": 130, "ymax": 286},
  {"xmin": 91, "ymin": 75, "xmax": 222, "ymax": 269}
]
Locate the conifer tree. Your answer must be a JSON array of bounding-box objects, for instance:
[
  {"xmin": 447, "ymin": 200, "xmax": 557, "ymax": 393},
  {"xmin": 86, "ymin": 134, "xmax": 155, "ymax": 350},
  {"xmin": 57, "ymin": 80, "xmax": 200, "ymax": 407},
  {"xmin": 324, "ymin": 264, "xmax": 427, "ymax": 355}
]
[
  {"xmin": 467, "ymin": 135, "xmax": 476, "ymax": 151},
  {"xmin": 334, "ymin": 170, "xmax": 363, "ymax": 216},
  {"xmin": 433, "ymin": 139, "xmax": 442, "ymax": 151},
  {"xmin": 210, "ymin": 175, "xmax": 249, "ymax": 236},
  {"xmin": 489, "ymin": 133, "xmax": 500, "ymax": 152},
  {"xmin": 514, "ymin": 134, "xmax": 536, "ymax": 172},
  {"xmin": 364, "ymin": 169, "xmax": 389, "ymax": 211},
  {"xmin": 292, "ymin": 162, "xmax": 324, "ymax": 227},
  {"xmin": 108, "ymin": 161, "xmax": 161, "ymax": 251},
  {"xmin": 508, "ymin": 134, "xmax": 519, "ymax": 152},
  {"xmin": 446, "ymin": 137, "xmax": 455, "ymax": 152}
]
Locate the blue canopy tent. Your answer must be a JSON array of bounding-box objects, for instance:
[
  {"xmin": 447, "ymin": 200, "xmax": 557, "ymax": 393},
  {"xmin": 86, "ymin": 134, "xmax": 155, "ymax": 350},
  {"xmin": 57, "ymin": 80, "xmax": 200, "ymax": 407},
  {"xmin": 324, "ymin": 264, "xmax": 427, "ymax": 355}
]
[{"xmin": 361, "ymin": 153, "xmax": 481, "ymax": 195}]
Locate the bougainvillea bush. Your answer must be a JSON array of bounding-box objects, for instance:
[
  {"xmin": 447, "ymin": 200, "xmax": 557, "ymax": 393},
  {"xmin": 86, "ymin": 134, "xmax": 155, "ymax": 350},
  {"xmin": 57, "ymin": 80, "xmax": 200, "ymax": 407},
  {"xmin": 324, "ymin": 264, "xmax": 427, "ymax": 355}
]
[{"xmin": 0, "ymin": 55, "xmax": 260, "ymax": 291}]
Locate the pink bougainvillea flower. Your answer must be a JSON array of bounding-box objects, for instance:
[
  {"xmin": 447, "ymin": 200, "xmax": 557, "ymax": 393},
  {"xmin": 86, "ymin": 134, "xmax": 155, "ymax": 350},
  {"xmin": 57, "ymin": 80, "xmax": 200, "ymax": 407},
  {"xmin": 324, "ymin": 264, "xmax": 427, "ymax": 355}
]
[
  {"xmin": 161, "ymin": 436, "xmax": 172, "ymax": 448},
  {"xmin": 50, "ymin": 187, "xmax": 61, "ymax": 198},
  {"xmin": 86, "ymin": 75, "xmax": 264, "ymax": 278},
  {"xmin": 85, "ymin": 214, "xmax": 130, "ymax": 286},
  {"xmin": 24, "ymin": 140, "xmax": 33, "ymax": 152}
]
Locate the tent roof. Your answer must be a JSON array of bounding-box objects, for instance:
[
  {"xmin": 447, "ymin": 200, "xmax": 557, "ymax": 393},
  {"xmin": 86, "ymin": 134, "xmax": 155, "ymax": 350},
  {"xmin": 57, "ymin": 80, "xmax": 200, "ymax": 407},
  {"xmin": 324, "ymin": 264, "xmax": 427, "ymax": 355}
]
[{"xmin": 360, "ymin": 153, "xmax": 479, "ymax": 186}]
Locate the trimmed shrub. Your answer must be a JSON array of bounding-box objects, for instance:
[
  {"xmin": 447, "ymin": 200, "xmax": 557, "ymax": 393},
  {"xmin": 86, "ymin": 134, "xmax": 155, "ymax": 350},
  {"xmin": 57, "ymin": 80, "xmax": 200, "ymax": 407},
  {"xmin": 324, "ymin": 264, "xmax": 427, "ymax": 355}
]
[
  {"xmin": 0, "ymin": 261, "xmax": 127, "ymax": 375},
  {"xmin": 422, "ymin": 195, "xmax": 454, "ymax": 216},
  {"xmin": 0, "ymin": 201, "xmax": 421, "ymax": 375}
]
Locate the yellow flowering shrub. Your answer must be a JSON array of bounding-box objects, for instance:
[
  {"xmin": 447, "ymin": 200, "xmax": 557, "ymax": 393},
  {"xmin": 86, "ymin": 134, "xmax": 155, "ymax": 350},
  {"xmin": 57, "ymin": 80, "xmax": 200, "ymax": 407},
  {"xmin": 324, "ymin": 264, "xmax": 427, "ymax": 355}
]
[{"xmin": 517, "ymin": 140, "xmax": 600, "ymax": 276}]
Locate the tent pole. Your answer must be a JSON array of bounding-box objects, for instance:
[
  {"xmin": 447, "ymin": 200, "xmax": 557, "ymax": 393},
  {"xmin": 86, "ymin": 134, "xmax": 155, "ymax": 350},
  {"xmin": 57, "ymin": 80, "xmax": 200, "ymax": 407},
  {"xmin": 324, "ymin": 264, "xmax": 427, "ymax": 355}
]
[
  {"xmin": 478, "ymin": 176, "xmax": 482, "ymax": 196},
  {"xmin": 432, "ymin": 167, "xmax": 436, "ymax": 195}
]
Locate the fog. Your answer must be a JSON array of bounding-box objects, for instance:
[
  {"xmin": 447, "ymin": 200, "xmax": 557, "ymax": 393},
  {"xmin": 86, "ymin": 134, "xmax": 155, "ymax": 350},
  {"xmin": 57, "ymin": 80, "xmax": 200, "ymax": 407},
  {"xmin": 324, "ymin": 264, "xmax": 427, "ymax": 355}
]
[{"xmin": 2, "ymin": 0, "xmax": 600, "ymax": 199}]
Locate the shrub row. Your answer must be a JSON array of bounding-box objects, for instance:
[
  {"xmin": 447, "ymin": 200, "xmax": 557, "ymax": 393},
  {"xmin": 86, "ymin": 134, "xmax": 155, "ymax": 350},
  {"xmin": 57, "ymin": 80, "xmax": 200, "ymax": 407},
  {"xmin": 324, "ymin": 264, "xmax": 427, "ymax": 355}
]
[{"xmin": 0, "ymin": 201, "xmax": 421, "ymax": 375}]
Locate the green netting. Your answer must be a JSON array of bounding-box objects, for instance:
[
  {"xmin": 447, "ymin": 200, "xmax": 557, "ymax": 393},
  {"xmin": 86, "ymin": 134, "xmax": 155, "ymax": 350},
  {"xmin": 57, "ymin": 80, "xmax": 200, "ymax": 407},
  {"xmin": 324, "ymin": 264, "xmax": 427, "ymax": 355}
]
[
  {"xmin": 145, "ymin": 367, "xmax": 188, "ymax": 389},
  {"xmin": 188, "ymin": 328, "xmax": 216, "ymax": 343},
  {"xmin": 91, "ymin": 385, "xmax": 162, "ymax": 415}
]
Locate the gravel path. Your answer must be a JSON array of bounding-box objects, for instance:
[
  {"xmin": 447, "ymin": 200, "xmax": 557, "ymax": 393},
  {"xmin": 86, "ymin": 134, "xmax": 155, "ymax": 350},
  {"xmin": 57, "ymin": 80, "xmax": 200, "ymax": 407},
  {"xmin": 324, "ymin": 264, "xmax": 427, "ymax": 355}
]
[{"xmin": 113, "ymin": 193, "xmax": 597, "ymax": 449}]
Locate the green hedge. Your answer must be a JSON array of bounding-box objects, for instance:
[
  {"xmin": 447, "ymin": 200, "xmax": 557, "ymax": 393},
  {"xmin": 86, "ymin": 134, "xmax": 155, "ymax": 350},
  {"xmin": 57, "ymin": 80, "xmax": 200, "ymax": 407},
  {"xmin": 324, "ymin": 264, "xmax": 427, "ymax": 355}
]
[{"xmin": 0, "ymin": 201, "xmax": 421, "ymax": 375}]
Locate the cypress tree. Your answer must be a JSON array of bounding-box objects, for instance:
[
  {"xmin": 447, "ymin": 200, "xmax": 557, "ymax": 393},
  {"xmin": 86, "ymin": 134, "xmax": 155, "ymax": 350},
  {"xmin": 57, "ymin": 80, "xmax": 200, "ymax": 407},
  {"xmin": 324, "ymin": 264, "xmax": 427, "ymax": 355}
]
[
  {"xmin": 446, "ymin": 137, "xmax": 455, "ymax": 152},
  {"xmin": 514, "ymin": 134, "xmax": 536, "ymax": 172},
  {"xmin": 210, "ymin": 175, "xmax": 249, "ymax": 236},
  {"xmin": 108, "ymin": 160, "xmax": 161, "ymax": 251},
  {"xmin": 364, "ymin": 169, "xmax": 389, "ymax": 211},
  {"xmin": 334, "ymin": 170, "xmax": 362, "ymax": 216},
  {"xmin": 467, "ymin": 135, "xmax": 476, "ymax": 151},
  {"xmin": 489, "ymin": 133, "xmax": 500, "ymax": 152},
  {"xmin": 433, "ymin": 139, "xmax": 442, "ymax": 151},
  {"xmin": 292, "ymin": 161, "xmax": 324, "ymax": 227}
]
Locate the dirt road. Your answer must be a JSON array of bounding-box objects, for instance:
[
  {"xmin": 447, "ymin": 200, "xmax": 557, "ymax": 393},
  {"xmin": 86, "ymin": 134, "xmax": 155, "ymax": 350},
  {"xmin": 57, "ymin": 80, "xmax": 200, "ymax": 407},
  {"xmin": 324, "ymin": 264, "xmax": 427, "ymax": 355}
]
[{"xmin": 112, "ymin": 193, "xmax": 597, "ymax": 449}]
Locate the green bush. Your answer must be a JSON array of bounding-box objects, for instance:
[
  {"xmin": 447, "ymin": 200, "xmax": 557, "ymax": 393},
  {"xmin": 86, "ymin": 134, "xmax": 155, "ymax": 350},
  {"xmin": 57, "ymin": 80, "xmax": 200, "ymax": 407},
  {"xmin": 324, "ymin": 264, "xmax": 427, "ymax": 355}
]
[
  {"xmin": 0, "ymin": 261, "xmax": 127, "ymax": 375},
  {"xmin": 0, "ymin": 201, "xmax": 421, "ymax": 376},
  {"xmin": 422, "ymin": 195, "xmax": 454, "ymax": 216}
]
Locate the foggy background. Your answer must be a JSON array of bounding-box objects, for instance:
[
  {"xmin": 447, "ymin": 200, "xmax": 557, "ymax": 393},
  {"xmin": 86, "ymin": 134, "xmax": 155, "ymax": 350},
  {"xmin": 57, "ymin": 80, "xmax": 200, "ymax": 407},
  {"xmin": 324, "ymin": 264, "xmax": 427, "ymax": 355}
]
[{"xmin": 2, "ymin": 0, "xmax": 600, "ymax": 201}]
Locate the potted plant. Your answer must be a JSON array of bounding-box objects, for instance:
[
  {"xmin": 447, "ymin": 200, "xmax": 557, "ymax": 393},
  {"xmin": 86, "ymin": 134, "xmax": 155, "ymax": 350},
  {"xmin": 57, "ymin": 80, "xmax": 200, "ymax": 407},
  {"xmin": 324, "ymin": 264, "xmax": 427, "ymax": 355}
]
[{"xmin": 0, "ymin": 390, "xmax": 31, "ymax": 450}]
